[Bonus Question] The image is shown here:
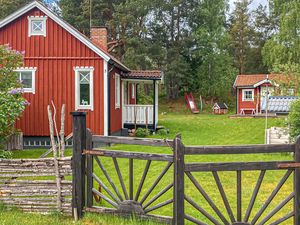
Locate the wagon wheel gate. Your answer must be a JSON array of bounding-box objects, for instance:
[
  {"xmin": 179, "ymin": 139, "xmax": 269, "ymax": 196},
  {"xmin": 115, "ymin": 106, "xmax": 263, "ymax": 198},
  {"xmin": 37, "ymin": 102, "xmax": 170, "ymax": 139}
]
[{"xmin": 183, "ymin": 140, "xmax": 300, "ymax": 225}]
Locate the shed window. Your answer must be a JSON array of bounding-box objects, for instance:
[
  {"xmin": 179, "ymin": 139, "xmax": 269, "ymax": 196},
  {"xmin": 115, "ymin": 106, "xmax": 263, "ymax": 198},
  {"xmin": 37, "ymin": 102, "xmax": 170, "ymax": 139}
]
[
  {"xmin": 28, "ymin": 16, "xmax": 47, "ymax": 37},
  {"xmin": 15, "ymin": 68, "xmax": 36, "ymax": 93},
  {"xmin": 115, "ymin": 74, "xmax": 120, "ymax": 108},
  {"xmin": 131, "ymin": 83, "xmax": 135, "ymax": 99},
  {"xmin": 75, "ymin": 68, "xmax": 94, "ymax": 110},
  {"xmin": 242, "ymin": 89, "xmax": 254, "ymax": 101}
]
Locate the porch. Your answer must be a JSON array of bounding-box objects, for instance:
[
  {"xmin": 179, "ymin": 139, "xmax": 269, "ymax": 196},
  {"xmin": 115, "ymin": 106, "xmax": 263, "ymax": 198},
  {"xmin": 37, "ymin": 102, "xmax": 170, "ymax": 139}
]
[{"xmin": 121, "ymin": 70, "xmax": 162, "ymax": 131}]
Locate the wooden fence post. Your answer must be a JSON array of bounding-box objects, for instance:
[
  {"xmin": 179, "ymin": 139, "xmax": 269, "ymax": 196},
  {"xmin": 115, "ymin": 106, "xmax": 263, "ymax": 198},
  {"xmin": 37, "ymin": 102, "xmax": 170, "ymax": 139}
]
[
  {"xmin": 71, "ymin": 112, "xmax": 87, "ymax": 219},
  {"xmin": 86, "ymin": 128, "xmax": 93, "ymax": 208},
  {"xmin": 295, "ymin": 136, "xmax": 300, "ymax": 225},
  {"xmin": 173, "ymin": 134, "xmax": 185, "ymax": 225}
]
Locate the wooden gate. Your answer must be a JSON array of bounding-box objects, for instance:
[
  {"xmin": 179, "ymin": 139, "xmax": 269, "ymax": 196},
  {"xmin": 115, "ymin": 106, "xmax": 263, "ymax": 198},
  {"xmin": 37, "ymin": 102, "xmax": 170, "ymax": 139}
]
[{"xmin": 71, "ymin": 112, "xmax": 300, "ymax": 225}]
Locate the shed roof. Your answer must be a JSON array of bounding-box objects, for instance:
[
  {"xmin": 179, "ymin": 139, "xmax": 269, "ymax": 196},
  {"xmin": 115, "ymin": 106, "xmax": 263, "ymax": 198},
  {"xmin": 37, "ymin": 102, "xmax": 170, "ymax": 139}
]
[
  {"xmin": 214, "ymin": 103, "xmax": 228, "ymax": 109},
  {"xmin": 261, "ymin": 96, "xmax": 298, "ymax": 113},
  {"xmin": 234, "ymin": 74, "xmax": 285, "ymax": 88}
]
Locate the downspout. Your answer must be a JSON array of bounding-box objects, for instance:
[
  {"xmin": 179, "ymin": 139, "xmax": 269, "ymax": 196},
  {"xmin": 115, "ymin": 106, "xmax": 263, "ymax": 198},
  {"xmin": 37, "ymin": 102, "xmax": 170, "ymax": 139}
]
[{"xmin": 107, "ymin": 63, "xmax": 115, "ymax": 136}]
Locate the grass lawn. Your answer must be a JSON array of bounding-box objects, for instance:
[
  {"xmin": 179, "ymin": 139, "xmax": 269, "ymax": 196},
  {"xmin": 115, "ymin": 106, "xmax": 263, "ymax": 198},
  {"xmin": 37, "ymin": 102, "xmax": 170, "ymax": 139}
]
[{"xmin": 2, "ymin": 106, "xmax": 294, "ymax": 225}]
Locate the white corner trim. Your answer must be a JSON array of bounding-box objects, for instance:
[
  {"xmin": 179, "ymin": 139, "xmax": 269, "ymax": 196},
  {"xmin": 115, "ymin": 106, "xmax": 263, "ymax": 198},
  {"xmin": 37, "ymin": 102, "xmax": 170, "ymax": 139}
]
[
  {"xmin": 0, "ymin": 1, "xmax": 110, "ymax": 62},
  {"xmin": 28, "ymin": 16, "xmax": 47, "ymax": 37},
  {"xmin": 115, "ymin": 73, "xmax": 121, "ymax": 109},
  {"xmin": 103, "ymin": 61, "xmax": 108, "ymax": 136},
  {"xmin": 74, "ymin": 67, "xmax": 94, "ymax": 111},
  {"xmin": 14, "ymin": 67, "xmax": 37, "ymax": 94}
]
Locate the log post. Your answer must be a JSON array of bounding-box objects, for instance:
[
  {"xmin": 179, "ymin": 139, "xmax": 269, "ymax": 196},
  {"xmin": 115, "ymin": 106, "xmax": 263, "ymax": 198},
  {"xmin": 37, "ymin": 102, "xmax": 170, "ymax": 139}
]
[
  {"xmin": 86, "ymin": 128, "xmax": 93, "ymax": 208},
  {"xmin": 295, "ymin": 136, "xmax": 300, "ymax": 225},
  {"xmin": 173, "ymin": 134, "xmax": 185, "ymax": 225},
  {"xmin": 71, "ymin": 112, "xmax": 87, "ymax": 219}
]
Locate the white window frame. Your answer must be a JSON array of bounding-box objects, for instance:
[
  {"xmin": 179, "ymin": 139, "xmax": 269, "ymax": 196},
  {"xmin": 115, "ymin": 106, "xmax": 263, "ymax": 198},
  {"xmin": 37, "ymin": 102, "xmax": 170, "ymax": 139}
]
[
  {"xmin": 15, "ymin": 67, "xmax": 36, "ymax": 94},
  {"xmin": 28, "ymin": 16, "xmax": 47, "ymax": 37},
  {"xmin": 74, "ymin": 67, "xmax": 94, "ymax": 111},
  {"xmin": 242, "ymin": 89, "xmax": 254, "ymax": 101},
  {"xmin": 131, "ymin": 83, "xmax": 135, "ymax": 99},
  {"xmin": 115, "ymin": 73, "xmax": 121, "ymax": 109}
]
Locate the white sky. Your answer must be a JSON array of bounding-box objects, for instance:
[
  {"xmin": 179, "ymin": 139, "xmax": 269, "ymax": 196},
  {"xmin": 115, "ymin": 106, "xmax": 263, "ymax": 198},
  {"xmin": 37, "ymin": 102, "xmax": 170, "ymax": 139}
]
[{"xmin": 229, "ymin": 0, "xmax": 269, "ymax": 12}]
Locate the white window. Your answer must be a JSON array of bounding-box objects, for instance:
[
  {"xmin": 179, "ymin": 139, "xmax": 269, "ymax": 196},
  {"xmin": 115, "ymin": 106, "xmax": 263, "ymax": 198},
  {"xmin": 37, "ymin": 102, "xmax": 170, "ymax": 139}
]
[
  {"xmin": 28, "ymin": 16, "xmax": 47, "ymax": 37},
  {"xmin": 242, "ymin": 89, "xmax": 254, "ymax": 101},
  {"xmin": 15, "ymin": 68, "xmax": 36, "ymax": 93},
  {"xmin": 74, "ymin": 67, "xmax": 94, "ymax": 110},
  {"xmin": 115, "ymin": 74, "xmax": 120, "ymax": 108},
  {"xmin": 131, "ymin": 83, "xmax": 135, "ymax": 99}
]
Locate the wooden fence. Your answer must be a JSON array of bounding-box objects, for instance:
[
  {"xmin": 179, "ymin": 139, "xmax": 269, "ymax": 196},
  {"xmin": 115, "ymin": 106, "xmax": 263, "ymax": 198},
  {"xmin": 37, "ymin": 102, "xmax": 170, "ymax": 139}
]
[
  {"xmin": 0, "ymin": 157, "xmax": 72, "ymax": 214},
  {"xmin": 70, "ymin": 112, "xmax": 300, "ymax": 225}
]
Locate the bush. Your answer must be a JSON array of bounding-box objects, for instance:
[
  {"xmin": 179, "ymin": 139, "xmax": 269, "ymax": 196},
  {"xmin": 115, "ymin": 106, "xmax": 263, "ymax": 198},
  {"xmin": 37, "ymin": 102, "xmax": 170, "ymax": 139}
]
[
  {"xmin": 157, "ymin": 128, "xmax": 169, "ymax": 136},
  {"xmin": 0, "ymin": 150, "xmax": 12, "ymax": 159},
  {"xmin": 135, "ymin": 128, "xmax": 150, "ymax": 138},
  {"xmin": 288, "ymin": 99, "xmax": 300, "ymax": 140}
]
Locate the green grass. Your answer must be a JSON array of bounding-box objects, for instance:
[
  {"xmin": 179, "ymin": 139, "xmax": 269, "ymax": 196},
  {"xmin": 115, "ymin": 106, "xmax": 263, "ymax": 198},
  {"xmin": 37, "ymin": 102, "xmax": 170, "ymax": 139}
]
[{"xmin": 2, "ymin": 109, "xmax": 294, "ymax": 225}]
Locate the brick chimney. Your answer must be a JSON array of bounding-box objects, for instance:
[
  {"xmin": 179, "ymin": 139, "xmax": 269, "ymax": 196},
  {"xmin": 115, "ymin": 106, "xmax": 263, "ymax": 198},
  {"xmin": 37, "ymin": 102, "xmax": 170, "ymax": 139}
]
[{"xmin": 90, "ymin": 27, "xmax": 107, "ymax": 51}]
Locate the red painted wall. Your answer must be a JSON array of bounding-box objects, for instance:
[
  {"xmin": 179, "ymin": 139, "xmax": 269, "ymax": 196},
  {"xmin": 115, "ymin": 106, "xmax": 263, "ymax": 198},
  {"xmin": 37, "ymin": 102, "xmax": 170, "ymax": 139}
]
[
  {"xmin": 237, "ymin": 87, "xmax": 260, "ymax": 114},
  {"xmin": 0, "ymin": 8, "xmax": 105, "ymax": 136},
  {"xmin": 109, "ymin": 67, "xmax": 122, "ymax": 134}
]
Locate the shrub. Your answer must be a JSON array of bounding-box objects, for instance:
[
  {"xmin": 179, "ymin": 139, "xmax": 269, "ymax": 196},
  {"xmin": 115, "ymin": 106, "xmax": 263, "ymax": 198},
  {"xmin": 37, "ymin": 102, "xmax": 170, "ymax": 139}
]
[
  {"xmin": 288, "ymin": 99, "xmax": 300, "ymax": 140},
  {"xmin": 157, "ymin": 128, "xmax": 169, "ymax": 136},
  {"xmin": 135, "ymin": 128, "xmax": 150, "ymax": 138},
  {"xmin": 0, "ymin": 150, "xmax": 12, "ymax": 159},
  {"xmin": 0, "ymin": 44, "xmax": 27, "ymax": 146}
]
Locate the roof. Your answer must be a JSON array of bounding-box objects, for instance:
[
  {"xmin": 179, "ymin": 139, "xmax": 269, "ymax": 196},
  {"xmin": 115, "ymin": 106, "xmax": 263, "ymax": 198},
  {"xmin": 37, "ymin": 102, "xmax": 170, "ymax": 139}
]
[
  {"xmin": 234, "ymin": 74, "xmax": 285, "ymax": 88},
  {"xmin": 261, "ymin": 96, "xmax": 298, "ymax": 113},
  {"xmin": 0, "ymin": 1, "xmax": 130, "ymax": 72},
  {"xmin": 214, "ymin": 103, "xmax": 228, "ymax": 109},
  {"xmin": 122, "ymin": 70, "xmax": 163, "ymax": 80}
]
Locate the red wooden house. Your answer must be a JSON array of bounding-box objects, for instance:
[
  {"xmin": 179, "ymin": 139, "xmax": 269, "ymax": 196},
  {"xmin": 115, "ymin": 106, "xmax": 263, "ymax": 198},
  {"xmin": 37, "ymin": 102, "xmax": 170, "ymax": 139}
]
[
  {"xmin": 0, "ymin": 1, "xmax": 162, "ymax": 147},
  {"xmin": 233, "ymin": 74, "xmax": 286, "ymax": 115}
]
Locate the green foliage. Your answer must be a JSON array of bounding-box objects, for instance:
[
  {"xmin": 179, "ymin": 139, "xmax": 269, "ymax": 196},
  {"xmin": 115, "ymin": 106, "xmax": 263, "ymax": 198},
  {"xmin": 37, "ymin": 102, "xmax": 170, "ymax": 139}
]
[
  {"xmin": 135, "ymin": 128, "xmax": 150, "ymax": 138},
  {"xmin": 288, "ymin": 98, "xmax": 300, "ymax": 139},
  {"xmin": 0, "ymin": 150, "xmax": 12, "ymax": 159},
  {"xmin": 0, "ymin": 45, "xmax": 27, "ymax": 145},
  {"xmin": 156, "ymin": 128, "xmax": 169, "ymax": 136},
  {"xmin": 0, "ymin": 0, "xmax": 32, "ymax": 19}
]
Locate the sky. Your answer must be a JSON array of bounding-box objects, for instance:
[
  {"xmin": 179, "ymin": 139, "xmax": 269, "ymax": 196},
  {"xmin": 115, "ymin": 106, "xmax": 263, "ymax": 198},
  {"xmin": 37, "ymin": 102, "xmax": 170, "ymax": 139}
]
[{"xmin": 229, "ymin": 0, "xmax": 269, "ymax": 11}]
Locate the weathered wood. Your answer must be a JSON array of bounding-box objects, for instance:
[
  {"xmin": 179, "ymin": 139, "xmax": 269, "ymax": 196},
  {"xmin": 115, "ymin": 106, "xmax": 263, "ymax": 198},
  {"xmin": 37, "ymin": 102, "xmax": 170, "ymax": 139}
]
[
  {"xmin": 251, "ymin": 170, "xmax": 293, "ymax": 224},
  {"xmin": 113, "ymin": 157, "xmax": 129, "ymax": 200},
  {"xmin": 94, "ymin": 156, "xmax": 123, "ymax": 202},
  {"xmin": 129, "ymin": 158, "xmax": 133, "ymax": 200},
  {"xmin": 173, "ymin": 135, "xmax": 184, "ymax": 225},
  {"xmin": 86, "ymin": 128, "xmax": 93, "ymax": 208},
  {"xmin": 5, "ymin": 133, "xmax": 23, "ymax": 150},
  {"xmin": 92, "ymin": 135, "xmax": 173, "ymax": 147},
  {"xmin": 71, "ymin": 112, "xmax": 86, "ymax": 219},
  {"xmin": 84, "ymin": 149, "xmax": 173, "ymax": 162},
  {"xmin": 60, "ymin": 104, "xmax": 66, "ymax": 157},
  {"xmin": 85, "ymin": 206, "xmax": 173, "ymax": 224},
  {"xmin": 140, "ymin": 162, "xmax": 173, "ymax": 204},
  {"xmin": 135, "ymin": 160, "xmax": 151, "ymax": 201},
  {"xmin": 213, "ymin": 171, "xmax": 235, "ymax": 223},
  {"xmin": 185, "ymin": 143, "xmax": 295, "ymax": 154},
  {"xmin": 185, "ymin": 171, "xmax": 229, "ymax": 225},
  {"xmin": 237, "ymin": 170, "xmax": 242, "ymax": 222},
  {"xmin": 143, "ymin": 182, "xmax": 173, "ymax": 210},
  {"xmin": 185, "ymin": 195, "xmax": 221, "ymax": 225},
  {"xmin": 295, "ymin": 136, "xmax": 300, "ymax": 225},
  {"xmin": 185, "ymin": 161, "xmax": 295, "ymax": 172},
  {"xmin": 257, "ymin": 192, "xmax": 294, "ymax": 225},
  {"xmin": 269, "ymin": 211, "xmax": 294, "ymax": 225},
  {"xmin": 92, "ymin": 188, "xmax": 118, "ymax": 208},
  {"xmin": 244, "ymin": 170, "xmax": 265, "ymax": 222},
  {"xmin": 144, "ymin": 198, "xmax": 173, "ymax": 214},
  {"xmin": 184, "ymin": 214, "xmax": 206, "ymax": 225}
]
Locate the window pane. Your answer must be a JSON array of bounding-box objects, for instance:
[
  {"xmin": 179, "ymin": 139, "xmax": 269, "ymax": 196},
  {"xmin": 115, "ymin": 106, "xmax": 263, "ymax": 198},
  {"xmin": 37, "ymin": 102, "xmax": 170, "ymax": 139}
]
[
  {"xmin": 32, "ymin": 21, "xmax": 43, "ymax": 32},
  {"xmin": 20, "ymin": 71, "xmax": 32, "ymax": 88},
  {"xmin": 79, "ymin": 71, "xmax": 90, "ymax": 105}
]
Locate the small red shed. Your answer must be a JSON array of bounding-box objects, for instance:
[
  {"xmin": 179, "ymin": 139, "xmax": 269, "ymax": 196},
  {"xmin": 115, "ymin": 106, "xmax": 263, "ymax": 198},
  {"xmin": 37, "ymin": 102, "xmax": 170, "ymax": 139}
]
[
  {"xmin": 0, "ymin": 1, "xmax": 163, "ymax": 147},
  {"xmin": 212, "ymin": 103, "xmax": 228, "ymax": 114}
]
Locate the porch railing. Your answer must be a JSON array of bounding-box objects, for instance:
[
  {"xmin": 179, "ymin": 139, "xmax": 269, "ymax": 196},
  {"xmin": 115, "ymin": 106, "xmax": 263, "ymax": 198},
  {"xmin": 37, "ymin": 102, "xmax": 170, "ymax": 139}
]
[{"xmin": 123, "ymin": 104, "xmax": 154, "ymax": 125}]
